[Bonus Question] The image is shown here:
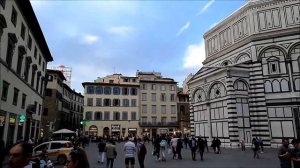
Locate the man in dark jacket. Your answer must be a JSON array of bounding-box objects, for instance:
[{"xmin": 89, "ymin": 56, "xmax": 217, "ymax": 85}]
[
  {"xmin": 98, "ymin": 138, "xmax": 106, "ymax": 164},
  {"xmin": 198, "ymin": 137, "xmax": 205, "ymax": 160}
]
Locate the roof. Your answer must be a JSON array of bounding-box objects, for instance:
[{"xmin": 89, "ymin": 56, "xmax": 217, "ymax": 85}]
[
  {"xmin": 15, "ymin": 0, "xmax": 53, "ymax": 62},
  {"xmin": 47, "ymin": 69, "xmax": 66, "ymax": 80}
]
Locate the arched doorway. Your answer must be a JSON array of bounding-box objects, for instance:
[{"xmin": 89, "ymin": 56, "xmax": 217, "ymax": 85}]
[
  {"xmin": 89, "ymin": 125, "xmax": 98, "ymax": 136},
  {"xmin": 103, "ymin": 127, "xmax": 109, "ymax": 138}
]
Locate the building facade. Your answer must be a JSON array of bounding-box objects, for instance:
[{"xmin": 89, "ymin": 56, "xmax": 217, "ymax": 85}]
[
  {"xmin": 177, "ymin": 88, "xmax": 190, "ymax": 137},
  {"xmin": 188, "ymin": 0, "xmax": 300, "ymax": 147},
  {"xmin": 138, "ymin": 72, "xmax": 179, "ymax": 138},
  {"xmin": 42, "ymin": 69, "xmax": 83, "ymax": 138},
  {"xmin": 0, "ymin": 0, "xmax": 53, "ymax": 145},
  {"xmin": 82, "ymin": 74, "xmax": 140, "ymax": 138}
]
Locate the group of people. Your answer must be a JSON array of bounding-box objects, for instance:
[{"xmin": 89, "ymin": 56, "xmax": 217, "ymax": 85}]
[{"xmin": 278, "ymin": 138, "xmax": 300, "ymax": 168}]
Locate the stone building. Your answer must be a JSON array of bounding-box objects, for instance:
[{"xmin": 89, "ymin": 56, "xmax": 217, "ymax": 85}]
[
  {"xmin": 188, "ymin": 0, "xmax": 300, "ymax": 147},
  {"xmin": 177, "ymin": 87, "xmax": 190, "ymax": 137},
  {"xmin": 0, "ymin": 0, "xmax": 53, "ymax": 145}
]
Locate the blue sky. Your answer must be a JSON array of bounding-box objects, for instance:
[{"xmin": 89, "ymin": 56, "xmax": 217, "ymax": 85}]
[{"xmin": 30, "ymin": 0, "xmax": 246, "ymax": 93}]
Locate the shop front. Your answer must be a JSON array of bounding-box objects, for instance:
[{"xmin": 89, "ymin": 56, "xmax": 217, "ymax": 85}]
[
  {"xmin": 111, "ymin": 124, "xmax": 120, "ymax": 139},
  {"xmin": 0, "ymin": 113, "xmax": 6, "ymax": 141},
  {"xmin": 7, "ymin": 114, "xmax": 16, "ymax": 146},
  {"xmin": 128, "ymin": 128, "xmax": 137, "ymax": 137}
]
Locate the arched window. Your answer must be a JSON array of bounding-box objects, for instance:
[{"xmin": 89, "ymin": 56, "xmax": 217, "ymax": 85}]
[
  {"xmin": 209, "ymin": 82, "xmax": 226, "ymax": 100},
  {"xmin": 235, "ymin": 53, "xmax": 250, "ymax": 63},
  {"xmin": 87, "ymin": 86, "xmax": 94, "ymax": 94},
  {"xmin": 264, "ymin": 80, "xmax": 272, "ymax": 93},
  {"xmin": 295, "ymin": 78, "xmax": 300, "ymax": 91},
  {"xmin": 193, "ymin": 88, "xmax": 206, "ymax": 103},
  {"xmin": 221, "ymin": 60, "xmax": 231, "ymax": 66},
  {"xmin": 234, "ymin": 80, "xmax": 248, "ymax": 91},
  {"xmin": 272, "ymin": 80, "xmax": 280, "ymax": 92},
  {"xmin": 267, "ymin": 57, "xmax": 280, "ymax": 74},
  {"xmin": 281, "ymin": 79, "xmax": 289, "ymax": 92},
  {"xmin": 95, "ymin": 86, "xmax": 103, "ymax": 94},
  {"xmin": 104, "ymin": 87, "xmax": 111, "ymax": 95}
]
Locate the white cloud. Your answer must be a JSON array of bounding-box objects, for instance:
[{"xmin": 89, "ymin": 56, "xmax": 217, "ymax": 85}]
[
  {"xmin": 176, "ymin": 21, "xmax": 190, "ymax": 37},
  {"xmin": 81, "ymin": 34, "xmax": 99, "ymax": 45},
  {"xmin": 197, "ymin": 0, "xmax": 215, "ymax": 15},
  {"xmin": 182, "ymin": 41, "xmax": 206, "ymax": 69},
  {"xmin": 108, "ymin": 26, "xmax": 135, "ymax": 37}
]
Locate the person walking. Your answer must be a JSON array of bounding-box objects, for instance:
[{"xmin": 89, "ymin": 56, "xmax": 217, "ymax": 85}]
[
  {"xmin": 216, "ymin": 138, "xmax": 221, "ymax": 154},
  {"xmin": 124, "ymin": 138, "xmax": 136, "ymax": 168},
  {"xmin": 212, "ymin": 138, "xmax": 217, "ymax": 153},
  {"xmin": 137, "ymin": 138, "xmax": 147, "ymax": 168},
  {"xmin": 159, "ymin": 136, "xmax": 168, "ymax": 161},
  {"xmin": 240, "ymin": 138, "xmax": 246, "ymax": 151},
  {"xmin": 170, "ymin": 136, "xmax": 179, "ymax": 159},
  {"xmin": 97, "ymin": 138, "xmax": 106, "ymax": 164},
  {"xmin": 153, "ymin": 135, "xmax": 161, "ymax": 160},
  {"xmin": 291, "ymin": 139, "xmax": 300, "ymax": 168},
  {"xmin": 197, "ymin": 137, "xmax": 205, "ymax": 161},
  {"xmin": 204, "ymin": 138, "xmax": 209, "ymax": 153},
  {"xmin": 278, "ymin": 138, "xmax": 291, "ymax": 168},
  {"xmin": 258, "ymin": 137, "xmax": 264, "ymax": 153},
  {"xmin": 252, "ymin": 137, "xmax": 260, "ymax": 159},
  {"xmin": 105, "ymin": 139, "xmax": 117, "ymax": 168},
  {"xmin": 176, "ymin": 138, "xmax": 183, "ymax": 160},
  {"xmin": 189, "ymin": 136, "xmax": 197, "ymax": 161},
  {"xmin": 184, "ymin": 137, "xmax": 188, "ymax": 149}
]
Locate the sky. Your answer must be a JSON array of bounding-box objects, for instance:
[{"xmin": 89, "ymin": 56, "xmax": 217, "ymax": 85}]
[{"xmin": 30, "ymin": 0, "xmax": 246, "ymax": 93}]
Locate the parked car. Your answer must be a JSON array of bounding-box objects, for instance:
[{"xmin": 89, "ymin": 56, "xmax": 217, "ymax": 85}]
[{"xmin": 32, "ymin": 140, "xmax": 73, "ymax": 165}]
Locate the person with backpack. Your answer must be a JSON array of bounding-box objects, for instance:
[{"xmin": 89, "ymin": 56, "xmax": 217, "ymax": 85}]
[
  {"xmin": 160, "ymin": 136, "xmax": 168, "ymax": 161},
  {"xmin": 137, "ymin": 138, "xmax": 147, "ymax": 168}
]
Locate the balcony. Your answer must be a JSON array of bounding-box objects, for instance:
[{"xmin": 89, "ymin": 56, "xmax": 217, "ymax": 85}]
[{"xmin": 139, "ymin": 121, "xmax": 179, "ymax": 127}]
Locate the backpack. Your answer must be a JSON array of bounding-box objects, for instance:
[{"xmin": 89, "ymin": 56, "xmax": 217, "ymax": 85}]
[
  {"xmin": 139, "ymin": 143, "xmax": 147, "ymax": 156},
  {"xmin": 160, "ymin": 139, "xmax": 167, "ymax": 147}
]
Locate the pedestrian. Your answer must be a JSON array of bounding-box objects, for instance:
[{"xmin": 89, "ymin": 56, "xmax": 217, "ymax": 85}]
[
  {"xmin": 278, "ymin": 138, "xmax": 291, "ymax": 168},
  {"xmin": 170, "ymin": 136, "xmax": 179, "ymax": 159},
  {"xmin": 216, "ymin": 138, "xmax": 221, "ymax": 154},
  {"xmin": 291, "ymin": 139, "xmax": 300, "ymax": 168},
  {"xmin": 97, "ymin": 137, "xmax": 106, "ymax": 164},
  {"xmin": 153, "ymin": 135, "xmax": 161, "ymax": 160},
  {"xmin": 105, "ymin": 139, "xmax": 117, "ymax": 168},
  {"xmin": 124, "ymin": 137, "xmax": 136, "ymax": 168},
  {"xmin": 258, "ymin": 137, "xmax": 264, "ymax": 153},
  {"xmin": 137, "ymin": 138, "xmax": 147, "ymax": 168},
  {"xmin": 212, "ymin": 138, "xmax": 217, "ymax": 153},
  {"xmin": 159, "ymin": 136, "xmax": 168, "ymax": 161},
  {"xmin": 240, "ymin": 138, "xmax": 245, "ymax": 151},
  {"xmin": 184, "ymin": 137, "xmax": 188, "ymax": 149},
  {"xmin": 0, "ymin": 140, "xmax": 7, "ymax": 168},
  {"xmin": 176, "ymin": 138, "xmax": 183, "ymax": 160},
  {"xmin": 64, "ymin": 147, "xmax": 90, "ymax": 168},
  {"xmin": 9, "ymin": 142, "xmax": 39, "ymax": 168},
  {"xmin": 189, "ymin": 136, "xmax": 197, "ymax": 161},
  {"xmin": 204, "ymin": 138, "xmax": 209, "ymax": 152},
  {"xmin": 197, "ymin": 137, "xmax": 205, "ymax": 161},
  {"xmin": 252, "ymin": 137, "xmax": 260, "ymax": 159}
]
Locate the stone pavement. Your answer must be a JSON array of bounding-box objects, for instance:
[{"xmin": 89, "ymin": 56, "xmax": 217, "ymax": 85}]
[
  {"xmin": 2, "ymin": 141, "xmax": 282, "ymax": 168},
  {"xmin": 82, "ymin": 142, "xmax": 280, "ymax": 168}
]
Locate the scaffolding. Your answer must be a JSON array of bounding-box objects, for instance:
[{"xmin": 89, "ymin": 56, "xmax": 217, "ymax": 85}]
[{"xmin": 52, "ymin": 65, "xmax": 72, "ymax": 87}]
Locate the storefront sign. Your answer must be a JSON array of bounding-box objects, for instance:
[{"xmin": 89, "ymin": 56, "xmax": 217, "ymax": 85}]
[
  {"xmin": 159, "ymin": 128, "xmax": 168, "ymax": 134},
  {"xmin": 128, "ymin": 128, "xmax": 137, "ymax": 131},
  {"xmin": 9, "ymin": 117, "xmax": 16, "ymax": 125},
  {"xmin": 111, "ymin": 125, "xmax": 120, "ymax": 132},
  {"xmin": 0, "ymin": 116, "xmax": 5, "ymax": 126}
]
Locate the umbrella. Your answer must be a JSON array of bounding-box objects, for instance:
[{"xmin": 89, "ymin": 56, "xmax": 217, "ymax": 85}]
[{"xmin": 53, "ymin": 129, "xmax": 75, "ymax": 139}]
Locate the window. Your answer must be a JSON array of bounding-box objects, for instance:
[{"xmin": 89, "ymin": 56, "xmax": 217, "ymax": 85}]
[
  {"xmin": 43, "ymin": 108, "xmax": 48, "ymax": 116},
  {"xmin": 161, "ymin": 105, "xmax": 166, "ymax": 114},
  {"xmin": 87, "ymin": 98, "xmax": 93, "ymax": 106},
  {"xmin": 151, "ymin": 93, "xmax": 156, "ymax": 102},
  {"xmin": 113, "ymin": 87, "xmax": 120, "ymax": 95},
  {"xmin": 104, "ymin": 87, "xmax": 111, "ymax": 95},
  {"xmin": 131, "ymin": 99, "xmax": 136, "ymax": 107},
  {"xmin": 12, "ymin": 88, "xmax": 19, "ymax": 105},
  {"xmin": 16, "ymin": 47, "xmax": 25, "ymax": 76},
  {"xmin": 151, "ymin": 84, "xmax": 156, "ymax": 90},
  {"xmin": 269, "ymin": 61, "xmax": 279, "ymax": 74},
  {"xmin": 42, "ymin": 62, "xmax": 45, "ymax": 72},
  {"xmin": 170, "ymin": 94, "xmax": 175, "ymax": 101},
  {"xmin": 109, "ymin": 80, "xmax": 114, "ymax": 83},
  {"xmin": 94, "ymin": 112, "xmax": 102, "ymax": 120},
  {"xmin": 113, "ymin": 99, "xmax": 120, "ymax": 106},
  {"xmin": 141, "ymin": 117, "xmax": 147, "ymax": 124},
  {"xmin": 122, "ymin": 88, "xmax": 128, "ymax": 95},
  {"xmin": 161, "ymin": 93, "xmax": 166, "ymax": 101},
  {"xmin": 104, "ymin": 112, "xmax": 110, "ymax": 120},
  {"xmin": 24, "ymin": 57, "xmax": 31, "ymax": 82},
  {"xmin": 38, "ymin": 55, "xmax": 42, "ymax": 65},
  {"xmin": 1, "ymin": 81, "xmax": 10, "ymax": 101},
  {"xmin": 87, "ymin": 86, "xmax": 94, "ymax": 94},
  {"xmin": 21, "ymin": 23, "xmax": 26, "ymax": 39},
  {"xmin": 95, "ymin": 86, "xmax": 103, "ymax": 94},
  {"xmin": 142, "ymin": 84, "xmax": 147, "ymax": 90},
  {"xmin": 131, "ymin": 88, "xmax": 137, "ymax": 95},
  {"xmin": 85, "ymin": 112, "xmax": 92, "ymax": 120},
  {"xmin": 6, "ymin": 38, "xmax": 16, "ymax": 68},
  {"xmin": 34, "ymin": 47, "xmax": 37, "ymax": 59},
  {"xmin": 141, "ymin": 93, "xmax": 147, "ymax": 101},
  {"xmin": 123, "ymin": 99, "xmax": 129, "ymax": 107},
  {"xmin": 171, "ymin": 117, "xmax": 177, "ymax": 123},
  {"xmin": 11, "ymin": 7, "xmax": 17, "ymax": 26},
  {"xmin": 161, "ymin": 117, "xmax": 167, "ymax": 124},
  {"xmin": 152, "ymin": 117, "xmax": 157, "ymax": 125},
  {"xmin": 160, "ymin": 85, "xmax": 166, "ymax": 91},
  {"xmin": 96, "ymin": 98, "xmax": 102, "ymax": 106},
  {"xmin": 171, "ymin": 105, "xmax": 176, "ymax": 114},
  {"xmin": 113, "ymin": 112, "xmax": 120, "ymax": 120},
  {"xmin": 170, "ymin": 85, "xmax": 175, "ymax": 91},
  {"xmin": 21, "ymin": 94, "xmax": 26, "ymax": 109},
  {"xmin": 131, "ymin": 112, "xmax": 136, "ymax": 120},
  {"xmin": 38, "ymin": 104, "xmax": 41, "ymax": 115},
  {"xmin": 34, "ymin": 101, "xmax": 37, "ymax": 114},
  {"xmin": 122, "ymin": 112, "xmax": 128, "ymax": 120},
  {"xmin": 45, "ymin": 89, "xmax": 52, "ymax": 97},
  {"xmin": 152, "ymin": 105, "xmax": 156, "ymax": 114},
  {"xmin": 28, "ymin": 36, "xmax": 32, "ymax": 50},
  {"xmin": 104, "ymin": 99, "xmax": 111, "ymax": 106},
  {"xmin": 50, "ymin": 143, "xmax": 64, "ymax": 149},
  {"xmin": 142, "ymin": 105, "xmax": 147, "ymax": 113}
]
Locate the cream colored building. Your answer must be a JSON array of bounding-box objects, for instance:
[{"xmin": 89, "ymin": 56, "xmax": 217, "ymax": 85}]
[
  {"xmin": 137, "ymin": 71, "xmax": 178, "ymax": 138},
  {"xmin": 0, "ymin": 0, "xmax": 53, "ymax": 144},
  {"xmin": 188, "ymin": 0, "xmax": 300, "ymax": 147},
  {"xmin": 82, "ymin": 74, "xmax": 140, "ymax": 138}
]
